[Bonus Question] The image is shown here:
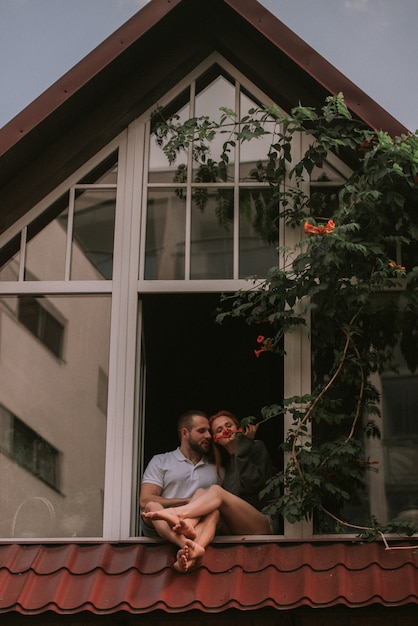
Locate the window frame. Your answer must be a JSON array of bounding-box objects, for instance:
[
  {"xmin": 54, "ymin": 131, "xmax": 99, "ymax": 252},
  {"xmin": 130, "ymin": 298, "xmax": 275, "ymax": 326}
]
[{"xmin": 0, "ymin": 55, "xmax": 312, "ymax": 542}]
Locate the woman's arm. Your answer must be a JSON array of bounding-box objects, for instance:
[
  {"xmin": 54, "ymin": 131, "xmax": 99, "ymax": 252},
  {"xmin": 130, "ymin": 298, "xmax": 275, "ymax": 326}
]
[{"xmin": 233, "ymin": 437, "xmax": 272, "ymax": 492}]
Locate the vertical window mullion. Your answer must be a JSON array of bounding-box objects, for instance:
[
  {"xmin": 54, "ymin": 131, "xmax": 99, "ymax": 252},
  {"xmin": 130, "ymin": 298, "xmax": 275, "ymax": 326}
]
[
  {"xmin": 233, "ymin": 81, "xmax": 241, "ymax": 280},
  {"xmin": 65, "ymin": 187, "xmax": 75, "ymax": 281},
  {"xmin": 184, "ymin": 82, "xmax": 196, "ymax": 280},
  {"xmin": 18, "ymin": 227, "xmax": 27, "ymax": 282},
  {"xmin": 139, "ymin": 121, "xmax": 151, "ymax": 281}
]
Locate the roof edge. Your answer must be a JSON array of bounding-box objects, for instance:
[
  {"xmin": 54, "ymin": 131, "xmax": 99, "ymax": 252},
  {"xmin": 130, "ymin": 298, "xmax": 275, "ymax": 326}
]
[
  {"xmin": 0, "ymin": 0, "xmax": 182, "ymax": 158},
  {"xmin": 224, "ymin": 0, "xmax": 409, "ymax": 136}
]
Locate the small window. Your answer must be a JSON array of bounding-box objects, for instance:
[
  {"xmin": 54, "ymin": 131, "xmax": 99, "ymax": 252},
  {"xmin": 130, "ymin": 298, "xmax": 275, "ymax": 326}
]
[
  {"xmin": 13, "ymin": 417, "xmax": 60, "ymax": 490},
  {"xmin": 18, "ymin": 296, "xmax": 64, "ymax": 357},
  {"xmin": 0, "ymin": 407, "xmax": 60, "ymax": 490}
]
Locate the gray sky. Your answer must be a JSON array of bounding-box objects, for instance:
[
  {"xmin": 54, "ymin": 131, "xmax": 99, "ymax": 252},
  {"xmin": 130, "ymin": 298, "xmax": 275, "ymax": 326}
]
[{"xmin": 1, "ymin": 0, "xmax": 417, "ymax": 132}]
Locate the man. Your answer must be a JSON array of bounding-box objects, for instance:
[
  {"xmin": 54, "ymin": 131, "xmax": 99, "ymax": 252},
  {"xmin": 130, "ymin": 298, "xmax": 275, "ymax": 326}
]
[{"xmin": 140, "ymin": 409, "xmax": 219, "ymax": 573}]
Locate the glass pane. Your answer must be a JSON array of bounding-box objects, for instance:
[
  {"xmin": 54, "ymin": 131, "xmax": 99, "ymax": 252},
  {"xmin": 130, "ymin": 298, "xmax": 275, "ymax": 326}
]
[
  {"xmin": 240, "ymin": 92, "xmax": 275, "ymax": 182},
  {"xmin": 239, "ymin": 188, "xmax": 278, "ymax": 278},
  {"xmin": 313, "ymin": 309, "xmax": 418, "ymax": 533},
  {"xmin": 149, "ymin": 103, "xmax": 189, "ymax": 183},
  {"xmin": 0, "ymin": 250, "xmax": 20, "ymax": 281},
  {"xmin": 144, "ymin": 189, "xmax": 186, "ymax": 280},
  {"xmin": 78, "ymin": 151, "xmax": 118, "ymax": 185},
  {"xmin": 374, "ymin": 367, "xmax": 418, "ymax": 523},
  {"xmin": 310, "ymin": 159, "xmax": 347, "ymax": 184},
  {"xmin": 25, "ymin": 207, "xmax": 68, "ymax": 281},
  {"xmin": 362, "ymin": 335, "xmax": 418, "ymax": 526},
  {"xmin": 0, "ymin": 295, "xmax": 110, "ymax": 538},
  {"xmin": 71, "ymin": 189, "xmax": 116, "ymax": 280},
  {"xmin": 194, "ymin": 76, "xmax": 235, "ymax": 181},
  {"xmin": 191, "ymin": 188, "xmax": 233, "ymax": 279}
]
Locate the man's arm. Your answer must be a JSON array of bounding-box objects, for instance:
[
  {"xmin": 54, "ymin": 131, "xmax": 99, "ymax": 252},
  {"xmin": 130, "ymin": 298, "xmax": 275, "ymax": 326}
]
[{"xmin": 139, "ymin": 482, "xmax": 190, "ymax": 510}]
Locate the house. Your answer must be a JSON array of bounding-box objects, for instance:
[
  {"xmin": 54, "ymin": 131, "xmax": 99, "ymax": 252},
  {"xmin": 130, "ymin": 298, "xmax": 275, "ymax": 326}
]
[{"xmin": 0, "ymin": 0, "xmax": 417, "ymax": 623}]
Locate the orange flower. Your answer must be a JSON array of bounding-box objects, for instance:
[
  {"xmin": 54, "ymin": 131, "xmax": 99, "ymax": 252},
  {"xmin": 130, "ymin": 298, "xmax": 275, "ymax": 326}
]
[
  {"xmin": 304, "ymin": 219, "xmax": 335, "ymax": 236},
  {"xmin": 388, "ymin": 261, "xmax": 406, "ymax": 271},
  {"xmin": 359, "ymin": 135, "xmax": 377, "ymax": 151},
  {"xmin": 254, "ymin": 338, "xmax": 273, "ymax": 358}
]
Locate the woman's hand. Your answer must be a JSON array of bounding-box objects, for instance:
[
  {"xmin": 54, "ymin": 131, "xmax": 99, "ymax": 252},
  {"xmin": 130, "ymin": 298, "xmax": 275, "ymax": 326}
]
[{"xmin": 243, "ymin": 423, "xmax": 259, "ymax": 440}]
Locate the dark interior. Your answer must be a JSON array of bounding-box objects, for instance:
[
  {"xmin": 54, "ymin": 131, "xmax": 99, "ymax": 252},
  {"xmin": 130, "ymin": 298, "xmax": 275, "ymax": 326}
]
[{"xmin": 141, "ymin": 292, "xmax": 283, "ymax": 469}]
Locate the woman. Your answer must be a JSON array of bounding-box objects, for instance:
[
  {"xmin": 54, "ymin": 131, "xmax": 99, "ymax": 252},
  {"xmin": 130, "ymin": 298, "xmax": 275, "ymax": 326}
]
[{"xmin": 143, "ymin": 410, "xmax": 276, "ymax": 571}]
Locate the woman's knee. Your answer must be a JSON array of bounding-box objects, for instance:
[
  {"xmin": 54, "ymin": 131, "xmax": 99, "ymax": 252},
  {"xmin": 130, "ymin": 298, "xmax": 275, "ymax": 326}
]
[
  {"xmin": 208, "ymin": 484, "xmax": 225, "ymax": 500},
  {"xmin": 192, "ymin": 488, "xmax": 206, "ymax": 498}
]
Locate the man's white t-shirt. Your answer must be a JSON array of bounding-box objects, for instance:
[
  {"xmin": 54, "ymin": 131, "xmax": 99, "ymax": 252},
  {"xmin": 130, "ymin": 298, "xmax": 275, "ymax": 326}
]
[{"xmin": 141, "ymin": 447, "xmax": 218, "ymax": 498}]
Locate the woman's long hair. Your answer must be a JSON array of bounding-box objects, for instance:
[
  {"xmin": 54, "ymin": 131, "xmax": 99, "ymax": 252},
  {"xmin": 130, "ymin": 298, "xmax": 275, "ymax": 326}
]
[{"xmin": 209, "ymin": 410, "xmax": 240, "ymax": 483}]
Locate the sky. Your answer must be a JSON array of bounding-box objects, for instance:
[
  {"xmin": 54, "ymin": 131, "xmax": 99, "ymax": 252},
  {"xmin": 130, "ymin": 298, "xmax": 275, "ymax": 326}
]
[{"xmin": 0, "ymin": 0, "xmax": 417, "ymax": 133}]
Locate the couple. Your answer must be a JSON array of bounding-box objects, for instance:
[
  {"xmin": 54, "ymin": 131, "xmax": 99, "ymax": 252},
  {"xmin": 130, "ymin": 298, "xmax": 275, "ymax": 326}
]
[{"xmin": 140, "ymin": 409, "xmax": 276, "ymax": 573}]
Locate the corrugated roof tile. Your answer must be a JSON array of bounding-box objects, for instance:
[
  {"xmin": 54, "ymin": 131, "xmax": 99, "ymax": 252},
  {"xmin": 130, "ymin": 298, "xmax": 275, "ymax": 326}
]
[{"xmin": 0, "ymin": 541, "xmax": 417, "ymax": 615}]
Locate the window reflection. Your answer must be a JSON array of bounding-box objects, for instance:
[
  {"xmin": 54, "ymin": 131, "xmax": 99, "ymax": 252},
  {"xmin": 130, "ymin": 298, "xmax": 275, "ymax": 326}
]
[
  {"xmin": 145, "ymin": 189, "xmax": 186, "ymax": 279},
  {"xmin": 71, "ymin": 189, "xmax": 116, "ymax": 280},
  {"xmin": 194, "ymin": 75, "xmax": 235, "ymax": 181},
  {"xmin": 0, "ymin": 154, "xmax": 118, "ymax": 283},
  {"xmin": 144, "ymin": 69, "xmax": 281, "ymax": 281},
  {"xmin": 0, "ymin": 295, "xmax": 110, "ymax": 537},
  {"xmin": 191, "ymin": 188, "xmax": 233, "ymax": 279},
  {"xmin": 240, "ymin": 91, "xmax": 275, "ymax": 183},
  {"xmin": 148, "ymin": 103, "xmax": 189, "ymax": 183},
  {"xmin": 25, "ymin": 209, "xmax": 68, "ymax": 281},
  {"xmin": 239, "ymin": 188, "xmax": 278, "ymax": 277},
  {"xmin": 0, "ymin": 250, "xmax": 20, "ymax": 281}
]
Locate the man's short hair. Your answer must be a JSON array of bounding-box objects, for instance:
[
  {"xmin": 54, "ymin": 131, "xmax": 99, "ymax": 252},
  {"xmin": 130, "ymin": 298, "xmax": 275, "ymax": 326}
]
[{"xmin": 177, "ymin": 410, "xmax": 207, "ymax": 439}]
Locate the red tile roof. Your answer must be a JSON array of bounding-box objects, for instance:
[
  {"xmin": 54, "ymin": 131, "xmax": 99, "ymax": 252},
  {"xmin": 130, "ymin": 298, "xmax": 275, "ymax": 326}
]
[{"xmin": 0, "ymin": 540, "xmax": 417, "ymax": 615}]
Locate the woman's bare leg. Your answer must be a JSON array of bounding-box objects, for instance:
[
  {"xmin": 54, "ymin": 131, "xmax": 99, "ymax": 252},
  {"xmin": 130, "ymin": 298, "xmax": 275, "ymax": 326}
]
[{"xmin": 144, "ymin": 485, "xmax": 272, "ymax": 535}]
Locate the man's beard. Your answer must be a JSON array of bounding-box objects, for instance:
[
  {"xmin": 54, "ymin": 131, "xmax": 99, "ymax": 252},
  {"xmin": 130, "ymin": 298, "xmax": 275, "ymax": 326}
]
[{"xmin": 188, "ymin": 436, "xmax": 209, "ymax": 455}]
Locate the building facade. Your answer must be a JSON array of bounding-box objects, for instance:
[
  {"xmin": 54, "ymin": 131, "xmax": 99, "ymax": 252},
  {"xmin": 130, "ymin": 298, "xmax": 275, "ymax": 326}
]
[{"xmin": 0, "ymin": 0, "xmax": 417, "ymax": 622}]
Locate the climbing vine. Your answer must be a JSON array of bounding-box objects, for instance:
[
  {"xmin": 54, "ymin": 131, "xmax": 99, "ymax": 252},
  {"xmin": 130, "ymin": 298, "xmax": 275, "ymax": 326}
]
[{"xmin": 151, "ymin": 93, "xmax": 418, "ymax": 538}]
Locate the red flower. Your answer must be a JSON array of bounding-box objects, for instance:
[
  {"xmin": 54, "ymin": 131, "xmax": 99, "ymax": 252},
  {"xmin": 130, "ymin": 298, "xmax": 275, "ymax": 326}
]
[
  {"xmin": 213, "ymin": 428, "xmax": 243, "ymax": 441},
  {"xmin": 355, "ymin": 456, "xmax": 379, "ymax": 466},
  {"xmin": 304, "ymin": 219, "xmax": 335, "ymax": 236},
  {"xmin": 256, "ymin": 335, "xmax": 265, "ymax": 343}
]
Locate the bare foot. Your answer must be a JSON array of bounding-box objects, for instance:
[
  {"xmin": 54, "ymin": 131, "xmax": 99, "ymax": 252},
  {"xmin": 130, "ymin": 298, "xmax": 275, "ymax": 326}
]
[
  {"xmin": 172, "ymin": 518, "xmax": 197, "ymax": 539},
  {"xmin": 173, "ymin": 546, "xmax": 193, "ymax": 573},
  {"xmin": 142, "ymin": 509, "xmax": 197, "ymax": 539},
  {"xmin": 172, "ymin": 540, "xmax": 205, "ymax": 574}
]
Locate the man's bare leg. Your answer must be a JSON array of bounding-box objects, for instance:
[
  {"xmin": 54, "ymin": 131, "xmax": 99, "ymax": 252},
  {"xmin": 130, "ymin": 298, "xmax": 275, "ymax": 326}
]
[
  {"xmin": 142, "ymin": 501, "xmax": 198, "ymax": 540},
  {"xmin": 142, "ymin": 501, "xmax": 197, "ymax": 543},
  {"xmin": 142, "ymin": 501, "xmax": 208, "ymax": 574},
  {"xmin": 142, "ymin": 488, "xmax": 208, "ymax": 539}
]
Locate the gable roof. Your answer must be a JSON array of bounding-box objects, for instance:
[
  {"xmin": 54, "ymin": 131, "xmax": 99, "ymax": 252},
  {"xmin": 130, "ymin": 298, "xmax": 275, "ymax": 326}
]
[
  {"xmin": 0, "ymin": 0, "xmax": 408, "ymax": 237},
  {"xmin": 1, "ymin": 541, "xmax": 418, "ymax": 615}
]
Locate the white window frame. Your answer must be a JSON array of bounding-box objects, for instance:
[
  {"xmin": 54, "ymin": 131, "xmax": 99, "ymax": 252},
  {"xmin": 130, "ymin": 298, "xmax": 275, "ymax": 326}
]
[{"xmin": 0, "ymin": 54, "xmax": 312, "ymax": 541}]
